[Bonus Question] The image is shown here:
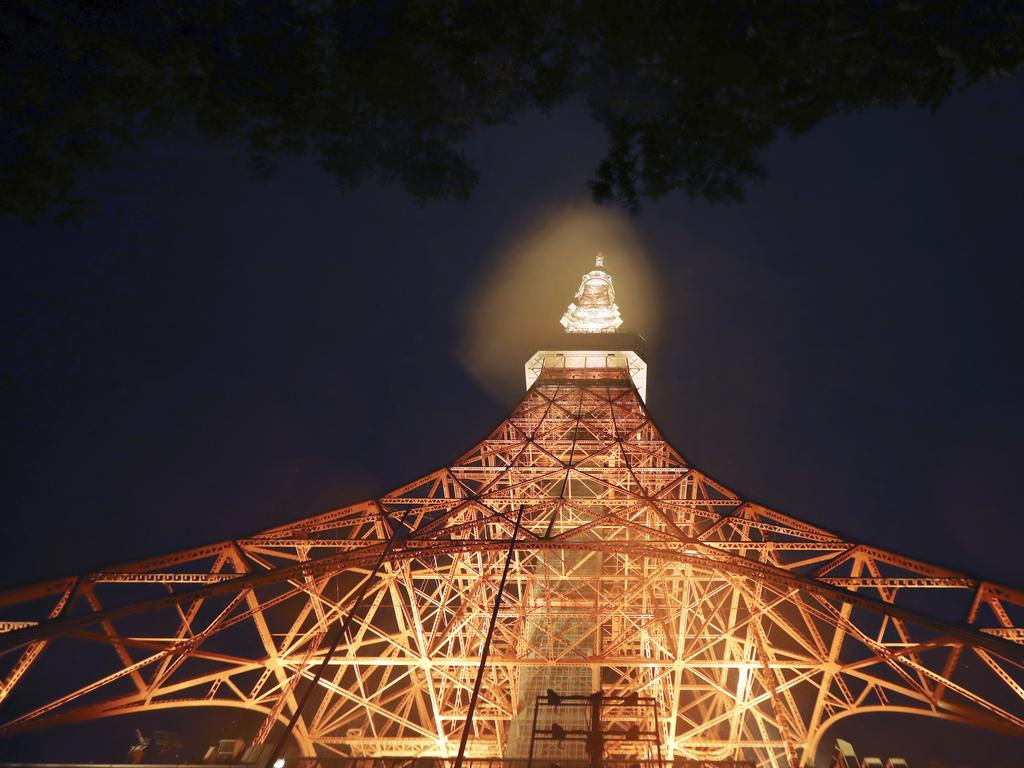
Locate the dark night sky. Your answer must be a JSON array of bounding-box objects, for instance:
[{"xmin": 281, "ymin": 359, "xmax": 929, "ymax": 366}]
[{"xmin": 2, "ymin": 71, "xmax": 1023, "ymax": 765}]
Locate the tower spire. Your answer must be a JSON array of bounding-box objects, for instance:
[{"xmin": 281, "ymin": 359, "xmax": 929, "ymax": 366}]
[{"xmin": 559, "ymin": 252, "xmax": 623, "ymax": 333}]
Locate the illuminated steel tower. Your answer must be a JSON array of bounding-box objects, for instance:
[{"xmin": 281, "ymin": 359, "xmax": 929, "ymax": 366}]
[{"xmin": 1, "ymin": 255, "xmax": 1024, "ymax": 767}]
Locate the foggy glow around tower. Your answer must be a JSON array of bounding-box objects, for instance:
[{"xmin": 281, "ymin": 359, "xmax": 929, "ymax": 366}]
[{"xmin": 459, "ymin": 206, "xmax": 661, "ymax": 404}]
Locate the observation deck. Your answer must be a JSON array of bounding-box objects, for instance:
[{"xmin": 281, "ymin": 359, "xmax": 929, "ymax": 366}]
[{"xmin": 524, "ymin": 331, "xmax": 648, "ymax": 402}]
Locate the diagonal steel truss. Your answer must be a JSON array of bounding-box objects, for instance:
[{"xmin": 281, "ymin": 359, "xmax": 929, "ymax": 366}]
[{"xmin": 1, "ymin": 368, "xmax": 1022, "ymax": 767}]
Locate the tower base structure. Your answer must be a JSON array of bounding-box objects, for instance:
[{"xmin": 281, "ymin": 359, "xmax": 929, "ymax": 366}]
[{"xmin": 1, "ymin": 363, "xmax": 1022, "ymax": 766}]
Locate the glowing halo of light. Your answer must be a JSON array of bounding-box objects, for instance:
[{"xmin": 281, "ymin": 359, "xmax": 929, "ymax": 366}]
[{"xmin": 460, "ymin": 204, "xmax": 661, "ymax": 403}]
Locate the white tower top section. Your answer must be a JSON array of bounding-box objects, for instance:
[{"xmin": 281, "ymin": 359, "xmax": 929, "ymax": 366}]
[
  {"xmin": 526, "ymin": 253, "xmax": 648, "ymax": 401},
  {"xmin": 559, "ymin": 253, "xmax": 624, "ymax": 333}
]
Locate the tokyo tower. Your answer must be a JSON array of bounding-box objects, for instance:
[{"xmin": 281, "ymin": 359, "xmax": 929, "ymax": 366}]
[{"xmin": 1, "ymin": 255, "xmax": 1023, "ymax": 767}]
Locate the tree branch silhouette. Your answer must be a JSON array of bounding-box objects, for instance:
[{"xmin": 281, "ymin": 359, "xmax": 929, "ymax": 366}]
[{"xmin": 2, "ymin": 1, "xmax": 1021, "ymax": 219}]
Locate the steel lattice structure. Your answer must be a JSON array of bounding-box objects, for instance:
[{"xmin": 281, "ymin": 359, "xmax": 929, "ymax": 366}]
[{"xmin": 1, "ymin": 260, "xmax": 1023, "ymax": 767}]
